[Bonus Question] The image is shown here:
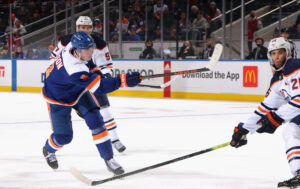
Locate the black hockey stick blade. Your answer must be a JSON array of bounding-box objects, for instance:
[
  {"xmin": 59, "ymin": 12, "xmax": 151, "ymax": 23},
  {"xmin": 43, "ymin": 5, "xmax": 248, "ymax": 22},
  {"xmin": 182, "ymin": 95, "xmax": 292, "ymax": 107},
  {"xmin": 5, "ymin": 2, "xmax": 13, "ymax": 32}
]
[
  {"xmin": 70, "ymin": 142, "xmax": 230, "ymax": 186},
  {"xmin": 139, "ymin": 44, "xmax": 222, "ymax": 80},
  {"xmin": 138, "ymin": 76, "xmax": 179, "ymax": 89}
]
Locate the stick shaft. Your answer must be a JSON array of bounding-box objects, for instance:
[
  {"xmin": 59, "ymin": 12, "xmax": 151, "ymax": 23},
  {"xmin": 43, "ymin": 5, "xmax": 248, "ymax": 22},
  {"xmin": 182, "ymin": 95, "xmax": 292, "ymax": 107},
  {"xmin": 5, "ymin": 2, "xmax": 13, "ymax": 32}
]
[{"xmin": 92, "ymin": 142, "xmax": 230, "ymax": 185}]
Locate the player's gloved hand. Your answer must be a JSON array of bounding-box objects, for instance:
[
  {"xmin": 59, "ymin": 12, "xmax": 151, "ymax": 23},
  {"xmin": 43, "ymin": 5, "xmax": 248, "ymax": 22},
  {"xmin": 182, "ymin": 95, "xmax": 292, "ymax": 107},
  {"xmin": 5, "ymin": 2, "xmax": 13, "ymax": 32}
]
[
  {"xmin": 119, "ymin": 72, "xmax": 141, "ymax": 88},
  {"xmin": 256, "ymin": 112, "xmax": 284, "ymax": 134},
  {"xmin": 100, "ymin": 67, "xmax": 113, "ymax": 78},
  {"xmin": 230, "ymin": 122, "xmax": 249, "ymax": 148}
]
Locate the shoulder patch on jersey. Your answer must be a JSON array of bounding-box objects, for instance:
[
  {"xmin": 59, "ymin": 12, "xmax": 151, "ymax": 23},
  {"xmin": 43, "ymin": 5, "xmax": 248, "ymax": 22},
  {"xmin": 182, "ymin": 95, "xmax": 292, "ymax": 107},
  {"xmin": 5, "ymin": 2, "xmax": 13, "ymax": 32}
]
[
  {"xmin": 91, "ymin": 32, "xmax": 107, "ymax": 49},
  {"xmin": 60, "ymin": 34, "xmax": 73, "ymax": 46},
  {"xmin": 80, "ymin": 74, "xmax": 89, "ymax": 80},
  {"xmin": 283, "ymin": 59, "xmax": 300, "ymax": 77}
]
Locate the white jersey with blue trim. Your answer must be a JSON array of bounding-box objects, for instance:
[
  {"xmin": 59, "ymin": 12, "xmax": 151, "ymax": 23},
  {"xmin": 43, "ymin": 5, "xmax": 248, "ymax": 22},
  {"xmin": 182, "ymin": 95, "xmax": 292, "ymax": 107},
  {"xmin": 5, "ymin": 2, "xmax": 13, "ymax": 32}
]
[
  {"xmin": 42, "ymin": 43, "xmax": 101, "ymax": 106},
  {"xmin": 243, "ymin": 58, "xmax": 300, "ymax": 133}
]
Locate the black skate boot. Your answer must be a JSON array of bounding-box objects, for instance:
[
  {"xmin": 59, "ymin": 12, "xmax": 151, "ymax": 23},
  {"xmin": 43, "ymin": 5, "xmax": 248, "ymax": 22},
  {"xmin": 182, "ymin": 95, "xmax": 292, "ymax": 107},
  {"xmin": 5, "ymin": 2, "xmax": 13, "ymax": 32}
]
[
  {"xmin": 43, "ymin": 146, "xmax": 58, "ymax": 169},
  {"xmin": 112, "ymin": 140, "xmax": 126, "ymax": 153},
  {"xmin": 278, "ymin": 170, "xmax": 300, "ymax": 188},
  {"xmin": 105, "ymin": 158, "xmax": 125, "ymax": 175}
]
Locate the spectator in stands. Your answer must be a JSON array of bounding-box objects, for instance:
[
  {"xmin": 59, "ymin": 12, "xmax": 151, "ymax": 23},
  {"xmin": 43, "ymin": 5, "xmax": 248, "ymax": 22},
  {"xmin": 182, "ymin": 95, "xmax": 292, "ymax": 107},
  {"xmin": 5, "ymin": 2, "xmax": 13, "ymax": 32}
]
[
  {"xmin": 124, "ymin": 27, "xmax": 141, "ymax": 41},
  {"xmin": 128, "ymin": 12, "xmax": 145, "ymax": 39},
  {"xmin": 139, "ymin": 40, "xmax": 157, "ymax": 59},
  {"xmin": 167, "ymin": 28, "xmax": 177, "ymax": 41},
  {"xmin": 93, "ymin": 18, "xmax": 103, "ymax": 36},
  {"xmin": 178, "ymin": 40, "xmax": 195, "ymax": 59},
  {"xmin": 14, "ymin": 20, "xmax": 26, "ymax": 36},
  {"xmin": 247, "ymin": 10, "xmax": 263, "ymax": 55},
  {"xmin": 40, "ymin": 45, "xmax": 54, "ymax": 59},
  {"xmin": 190, "ymin": 5, "xmax": 199, "ymax": 23},
  {"xmin": 246, "ymin": 37, "xmax": 267, "ymax": 60},
  {"xmin": 0, "ymin": 45, "xmax": 10, "ymax": 59},
  {"xmin": 16, "ymin": 5, "xmax": 30, "ymax": 25},
  {"xmin": 111, "ymin": 32, "xmax": 119, "ymax": 42},
  {"xmin": 29, "ymin": 11, "xmax": 41, "ymax": 32},
  {"xmin": 281, "ymin": 28, "xmax": 299, "ymax": 58},
  {"xmin": 198, "ymin": 38, "xmax": 215, "ymax": 59},
  {"xmin": 273, "ymin": 27, "xmax": 280, "ymax": 38},
  {"xmin": 191, "ymin": 11, "xmax": 207, "ymax": 41},
  {"xmin": 115, "ymin": 16, "xmax": 129, "ymax": 35},
  {"xmin": 178, "ymin": 12, "xmax": 191, "ymax": 40},
  {"xmin": 27, "ymin": 44, "xmax": 40, "ymax": 59},
  {"xmin": 207, "ymin": 1, "xmax": 221, "ymax": 33},
  {"xmin": 154, "ymin": 0, "xmax": 168, "ymax": 15},
  {"xmin": 14, "ymin": 46, "xmax": 25, "ymax": 59},
  {"xmin": 152, "ymin": 26, "xmax": 161, "ymax": 41},
  {"xmin": 290, "ymin": 23, "xmax": 300, "ymax": 39}
]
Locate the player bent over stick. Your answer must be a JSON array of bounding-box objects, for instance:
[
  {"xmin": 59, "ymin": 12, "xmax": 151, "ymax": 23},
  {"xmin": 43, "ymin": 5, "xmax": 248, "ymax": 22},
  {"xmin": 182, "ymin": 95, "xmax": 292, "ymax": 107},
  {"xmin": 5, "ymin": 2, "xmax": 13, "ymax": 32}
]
[
  {"xmin": 230, "ymin": 37, "xmax": 300, "ymax": 188},
  {"xmin": 42, "ymin": 31, "xmax": 141, "ymax": 175},
  {"xmin": 51, "ymin": 16, "xmax": 126, "ymax": 153}
]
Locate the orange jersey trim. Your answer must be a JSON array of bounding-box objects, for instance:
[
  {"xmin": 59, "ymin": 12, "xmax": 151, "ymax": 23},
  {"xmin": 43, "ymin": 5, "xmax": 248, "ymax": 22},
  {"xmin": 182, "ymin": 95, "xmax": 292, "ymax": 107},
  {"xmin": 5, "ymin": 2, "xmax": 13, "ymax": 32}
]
[
  {"xmin": 258, "ymin": 106, "xmax": 268, "ymax": 113},
  {"xmin": 93, "ymin": 130, "xmax": 109, "ymax": 140},
  {"xmin": 283, "ymin": 68, "xmax": 300, "ymax": 78},
  {"xmin": 42, "ymin": 90, "xmax": 77, "ymax": 106},
  {"xmin": 86, "ymin": 75, "xmax": 101, "ymax": 91},
  {"xmin": 270, "ymin": 80, "xmax": 279, "ymax": 89},
  {"xmin": 293, "ymin": 98, "xmax": 300, "ymax": 103},
  {"xmin": 96, "ymin": 45, "xmax": 107, "ymax": 51}
]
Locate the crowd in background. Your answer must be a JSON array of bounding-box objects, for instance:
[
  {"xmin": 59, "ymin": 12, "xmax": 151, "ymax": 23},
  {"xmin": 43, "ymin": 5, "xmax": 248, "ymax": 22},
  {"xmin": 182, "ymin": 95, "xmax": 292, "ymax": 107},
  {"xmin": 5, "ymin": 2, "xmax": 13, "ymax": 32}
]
[{"xmin": 0, "ymin": 0, "xmax": 299, "ymax": 59}]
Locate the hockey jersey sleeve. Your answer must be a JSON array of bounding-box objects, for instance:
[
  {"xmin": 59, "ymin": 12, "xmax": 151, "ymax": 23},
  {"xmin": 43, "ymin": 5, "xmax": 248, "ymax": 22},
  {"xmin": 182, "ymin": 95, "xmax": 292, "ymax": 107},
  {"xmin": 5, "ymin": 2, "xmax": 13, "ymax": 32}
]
[
  {"xmin": 69, "ymin": 71, "xmax": 120, "ymax": 95},
  {"xmin": 50, "ymin": 34, "xmax": 72, "ymax": 59},
  {"xmin": 243, "ymin": 78, "xmax": 286, "ymax": 133}
]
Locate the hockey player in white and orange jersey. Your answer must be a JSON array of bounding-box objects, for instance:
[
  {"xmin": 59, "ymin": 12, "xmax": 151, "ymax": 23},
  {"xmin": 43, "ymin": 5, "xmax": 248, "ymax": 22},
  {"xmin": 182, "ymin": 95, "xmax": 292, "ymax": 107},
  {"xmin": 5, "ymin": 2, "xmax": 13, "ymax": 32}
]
[
  {"xmin": 230, "ymin": 37, "xmax": 300, "ymax": 188},
  {"xmin": 51, "ymin": 16, "xmax": 126, "ymax": 153},
  {"xmin": 42, "ymin": 31, "xmax": 141, "ymax": 175}
]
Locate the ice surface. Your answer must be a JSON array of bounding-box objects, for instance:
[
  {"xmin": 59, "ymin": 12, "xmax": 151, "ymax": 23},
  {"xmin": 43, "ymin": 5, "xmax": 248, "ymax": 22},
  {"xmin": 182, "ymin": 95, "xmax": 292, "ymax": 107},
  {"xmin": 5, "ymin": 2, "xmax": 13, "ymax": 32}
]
[{"xmin": 0, "ymin": 92, "xmax": 292, "ymax": 188}]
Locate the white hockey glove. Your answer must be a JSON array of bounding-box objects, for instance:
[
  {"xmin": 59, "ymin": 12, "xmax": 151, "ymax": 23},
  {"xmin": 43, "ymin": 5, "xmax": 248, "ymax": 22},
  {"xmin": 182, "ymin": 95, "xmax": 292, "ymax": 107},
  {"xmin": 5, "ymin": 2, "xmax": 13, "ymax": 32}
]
[{"xmin": 100, "ymin": 66, "xmax": 113, "ymax": 78}]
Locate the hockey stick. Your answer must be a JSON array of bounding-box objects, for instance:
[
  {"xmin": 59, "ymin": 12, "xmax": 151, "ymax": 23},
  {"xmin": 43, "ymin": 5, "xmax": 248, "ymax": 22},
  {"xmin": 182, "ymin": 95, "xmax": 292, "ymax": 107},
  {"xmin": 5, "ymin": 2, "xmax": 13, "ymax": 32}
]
[
  {"xmin": 138, "ymin": 75, "xmax": 179, "ymax": 89},
  {"xmin": 139, "ymin": 44, "xmax": 223, "ymax": 80},
  {"xmin": 70, "ymin": 141, "xmax": 230, "ymax": 186}
]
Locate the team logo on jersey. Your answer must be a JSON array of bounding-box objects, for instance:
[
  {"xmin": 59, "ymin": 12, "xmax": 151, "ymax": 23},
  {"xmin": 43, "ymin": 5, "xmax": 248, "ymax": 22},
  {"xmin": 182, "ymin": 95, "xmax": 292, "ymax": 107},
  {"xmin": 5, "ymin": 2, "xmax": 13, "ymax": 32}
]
[
  {"xmin": 0, "ymin": 66, "xmax": 5, "ymax": 78},
  {"xmin": 243, "ymin": 66, "xmax": 258, "ymax": 87},
  {"xmin": 280, "ymin": 89, "xmax": 291, "ymax": 101}
]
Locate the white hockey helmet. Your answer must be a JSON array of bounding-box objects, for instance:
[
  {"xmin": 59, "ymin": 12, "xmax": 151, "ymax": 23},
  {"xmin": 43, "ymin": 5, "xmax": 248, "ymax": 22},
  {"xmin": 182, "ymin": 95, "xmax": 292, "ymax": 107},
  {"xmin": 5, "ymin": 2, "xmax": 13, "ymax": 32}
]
[
  {"xmin": 76, "ymin": 16, "xmax": 93, "ymax": 32},
  {"xmin": 267, "ymin": 37, "xmax": 291, "ymax": 71}
]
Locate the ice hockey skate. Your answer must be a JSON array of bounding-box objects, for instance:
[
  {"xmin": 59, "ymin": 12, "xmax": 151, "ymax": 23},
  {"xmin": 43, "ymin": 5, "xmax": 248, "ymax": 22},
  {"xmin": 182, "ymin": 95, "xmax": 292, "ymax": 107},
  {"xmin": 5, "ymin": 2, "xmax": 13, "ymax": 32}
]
[
  {"xmin": 43, "ymin": 146, "xmax": 58, "ymax": 169},
  {"xmin": 278, "ymin": 171, "xmax": 300, "ymax": 188},
  {"xmin": 105, "ymin": 158, "xmax": 124, "ymax": 175},
  {"xmin": 112, "ymin": 140, "xmax": 126, "ymax": 153}
]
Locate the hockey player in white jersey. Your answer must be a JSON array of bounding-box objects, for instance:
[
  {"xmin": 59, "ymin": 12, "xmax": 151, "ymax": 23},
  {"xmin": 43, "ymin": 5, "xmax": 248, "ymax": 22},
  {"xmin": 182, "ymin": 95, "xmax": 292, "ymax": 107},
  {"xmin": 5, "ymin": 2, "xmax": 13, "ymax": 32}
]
[
  {"xmin": 230, "ymin": 37, "xmax": 300, "ymax": 188},
  {"xmin": 51, "ymin": 16, "xmax": 126, "ymax": 153}
]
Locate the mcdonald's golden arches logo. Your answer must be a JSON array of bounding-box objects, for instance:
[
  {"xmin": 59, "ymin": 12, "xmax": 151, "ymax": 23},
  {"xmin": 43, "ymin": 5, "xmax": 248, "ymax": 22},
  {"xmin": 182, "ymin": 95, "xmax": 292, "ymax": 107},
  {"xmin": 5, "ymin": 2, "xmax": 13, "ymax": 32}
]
[{"xmin": 243, "ymin": 66, "xmax": 258, "ymax": 87}]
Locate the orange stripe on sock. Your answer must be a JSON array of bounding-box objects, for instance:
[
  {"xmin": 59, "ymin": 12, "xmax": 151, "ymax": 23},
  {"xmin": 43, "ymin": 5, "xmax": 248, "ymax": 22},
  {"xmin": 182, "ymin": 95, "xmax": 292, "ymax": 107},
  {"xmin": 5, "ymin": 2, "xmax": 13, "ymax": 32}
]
[
  {"xmin": 287, "ymin": 151, "xmax": 300, "ymax": 160},
  {"xmin": 93, "ymin": 130, "xmax": 109, "ymax": 140},
  {"xmin": 49, "ymin": 135, "xmax": 62, "ymax": 149},
  {"xmin": 106, "ymin": 122, "xmax": 116, "ymax": 128}
]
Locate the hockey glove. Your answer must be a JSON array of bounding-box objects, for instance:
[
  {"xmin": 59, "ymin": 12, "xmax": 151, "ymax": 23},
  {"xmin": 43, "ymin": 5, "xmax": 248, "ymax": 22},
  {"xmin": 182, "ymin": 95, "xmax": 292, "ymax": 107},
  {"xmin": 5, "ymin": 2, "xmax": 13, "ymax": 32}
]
[
  {"xmin": 100, "ymin": 66, "xmax": 113, "ymax": 78},
  {"xmin": 120, "ymin": 72, "xmax": 141, "ymax": 88},
  {"xmin": 230, "ymin": 123, "xmax": 249, "ymax": 148},
  {"xmin": 256, "ymin": 112, "xmax": 284, "ymax": 134}
]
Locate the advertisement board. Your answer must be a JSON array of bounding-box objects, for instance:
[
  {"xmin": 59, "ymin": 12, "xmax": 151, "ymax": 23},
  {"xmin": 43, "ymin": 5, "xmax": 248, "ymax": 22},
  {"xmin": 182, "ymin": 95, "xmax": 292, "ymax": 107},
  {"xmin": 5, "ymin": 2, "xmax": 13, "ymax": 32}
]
[
  {"xmin": 17, "ymin": 60, "xmax": 51, "ymax": 92},
  {"xmin": 0, "ymin": 60, "xmax": 12, "ymax": 91}
]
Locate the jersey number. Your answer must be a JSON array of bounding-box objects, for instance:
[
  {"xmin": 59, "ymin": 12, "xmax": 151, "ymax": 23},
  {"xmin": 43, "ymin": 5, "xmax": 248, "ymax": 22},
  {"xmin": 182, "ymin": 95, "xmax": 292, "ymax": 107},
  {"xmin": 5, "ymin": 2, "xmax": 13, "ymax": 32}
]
[
  {"xmin": 291, "ymin": 78, "xmax": 300, "ymax": 90},
  {"xmin": 105, "ymin": 52, "xmax": 110, "ymax": 61}
]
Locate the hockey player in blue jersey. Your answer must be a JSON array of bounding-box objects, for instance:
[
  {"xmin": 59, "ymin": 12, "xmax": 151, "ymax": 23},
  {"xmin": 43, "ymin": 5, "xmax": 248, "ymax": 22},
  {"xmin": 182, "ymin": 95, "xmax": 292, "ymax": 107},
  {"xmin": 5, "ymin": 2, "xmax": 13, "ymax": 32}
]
[
  {"xmin": 230, "ymin": 37, "xmax": 300, "ymax": 188},
  {"xmin": 42, "ymin": 31, "xmax": 141, "ymax": 175},
  {"xmin": 51, "ymin": 16, "xmax": 127, "ymax": 153}
]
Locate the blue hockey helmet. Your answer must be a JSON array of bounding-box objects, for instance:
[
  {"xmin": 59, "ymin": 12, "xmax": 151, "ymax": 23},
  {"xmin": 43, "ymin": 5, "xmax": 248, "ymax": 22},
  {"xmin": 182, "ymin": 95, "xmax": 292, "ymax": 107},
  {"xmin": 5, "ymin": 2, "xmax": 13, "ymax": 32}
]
[{"xmin": 71, "ymin": 31, "xmax": 94, "ymax": 50}]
